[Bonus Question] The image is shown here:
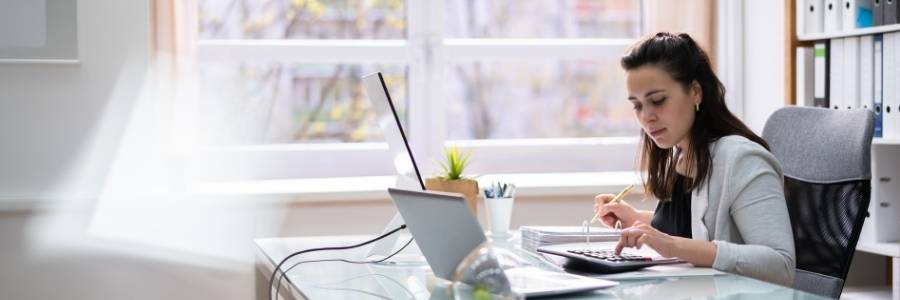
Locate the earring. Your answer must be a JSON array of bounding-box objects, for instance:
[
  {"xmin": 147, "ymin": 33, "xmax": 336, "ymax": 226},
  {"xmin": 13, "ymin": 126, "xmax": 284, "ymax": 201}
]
[{"xmin": 695, "ymin": 103, "xmax": 699, "ymax": 111}]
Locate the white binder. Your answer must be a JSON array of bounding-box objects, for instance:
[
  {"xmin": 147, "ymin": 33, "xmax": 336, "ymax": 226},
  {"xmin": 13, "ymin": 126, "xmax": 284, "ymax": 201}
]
[
  {"xmin": 860, "ymin": 35, "xmax": 874, "ymax": 110},
  {"xmin": 803, "ymin": 0, "xmax": 826, "ymax": 35},
  {"xmin": 894, "ymin": 32, "xmax": 900, "ymax": 139},
  {"xmin": 875, "ymin": 35, "xmax": 883, "ymax": 138},
  {"xmin": 884, "ymin": 33, "xmax": 897, "ymax": 138},
  {"xmin": 843, "ymin": 0, "xmax": 859, "ymax": 30},
  {"xmin": 843, "ymin": 0, "xmax": 875, "ymax": 29},
  {"xmin": 825, "ymin": 0, "xmax": 844, "ymax": 33},
  {"xmin": 843, "ymin": 36, "xmax": 860, "ymax": 110},
  {"xmin": 830, "ymin": 38, "xmax": 845, "ymax": 110},
  {"xmin": 814, "ymin": 42, "xmax": 829, "ymax": 107},
  {"xmin": 797, "ymin": 47, "xmax": 816, "ymax": 107}
]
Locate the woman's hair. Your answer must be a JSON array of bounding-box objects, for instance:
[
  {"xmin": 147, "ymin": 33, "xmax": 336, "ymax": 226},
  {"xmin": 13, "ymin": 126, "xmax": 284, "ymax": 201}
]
[{"xmin": 621, "ymin": 32, "xmax": 769, "ymax": 201}]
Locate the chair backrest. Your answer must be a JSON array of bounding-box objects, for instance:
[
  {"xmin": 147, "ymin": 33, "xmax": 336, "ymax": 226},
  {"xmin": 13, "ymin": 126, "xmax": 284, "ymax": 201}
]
[{"xmin": 762, "ymin": 106, "xmax": 874, "ymax": 298}]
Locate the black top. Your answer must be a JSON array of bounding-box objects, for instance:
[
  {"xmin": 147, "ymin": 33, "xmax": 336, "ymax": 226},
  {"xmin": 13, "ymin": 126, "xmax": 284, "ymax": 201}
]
[{"xmin": 651, "ymin": 175, "xmax": 693, "ymax": 238}]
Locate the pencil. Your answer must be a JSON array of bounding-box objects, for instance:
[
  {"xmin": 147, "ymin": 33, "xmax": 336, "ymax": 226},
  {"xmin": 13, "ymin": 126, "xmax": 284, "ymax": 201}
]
[{"xmin": 590, "ymin": 184, "xmax": 635, "ymax": 224}]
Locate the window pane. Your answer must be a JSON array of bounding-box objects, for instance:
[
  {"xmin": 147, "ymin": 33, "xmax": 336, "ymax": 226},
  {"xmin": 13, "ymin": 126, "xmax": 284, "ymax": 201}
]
[
  {"xmin": 445, "ymin": 60, "xmax": 638, "ymax": 139},
  {"xmin": 197, "ymin": 0, "xmax": 407, "ymax": 39},
  {"xmin": 445, "ymin": 0, "xmax": 641, "ymax": 39},
  {"xmin": 196, "ymin": 63, "xmax": 407, "ymax": 145}
]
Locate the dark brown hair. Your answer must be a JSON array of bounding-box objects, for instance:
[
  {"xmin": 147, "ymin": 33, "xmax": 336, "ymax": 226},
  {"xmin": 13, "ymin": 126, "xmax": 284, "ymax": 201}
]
[{"xmin": 621, "ymin": 32, "xmax": 769, "ymax": 201}]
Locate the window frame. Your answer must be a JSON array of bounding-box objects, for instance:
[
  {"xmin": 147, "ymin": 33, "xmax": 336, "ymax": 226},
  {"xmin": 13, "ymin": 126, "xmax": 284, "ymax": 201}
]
[{"xmin": 191, "ymin": 0, "xmax": 645, "ymax": 181}]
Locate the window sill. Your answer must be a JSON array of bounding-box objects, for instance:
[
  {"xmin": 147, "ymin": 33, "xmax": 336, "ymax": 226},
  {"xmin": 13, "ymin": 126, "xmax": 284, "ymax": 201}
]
[
  {"xmin": 0, "ymin": 172, "xmax": 643, "ymax": 211},
  {"xmin": 187, "ymin": 171, "xmax": 643, "ymax": 203}
]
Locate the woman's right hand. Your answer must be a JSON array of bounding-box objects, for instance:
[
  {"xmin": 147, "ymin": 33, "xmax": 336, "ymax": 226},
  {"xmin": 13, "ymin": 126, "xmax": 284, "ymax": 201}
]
[{"xmin": 594, "ymin": 193, "xmax": 640, "ymax": 229}]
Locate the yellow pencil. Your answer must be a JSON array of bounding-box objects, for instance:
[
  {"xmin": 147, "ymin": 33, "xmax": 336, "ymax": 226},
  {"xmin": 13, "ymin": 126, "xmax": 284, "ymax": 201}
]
[{"xmin": 590, "ymin": 184, "xmax": 635, "ymax": 224}]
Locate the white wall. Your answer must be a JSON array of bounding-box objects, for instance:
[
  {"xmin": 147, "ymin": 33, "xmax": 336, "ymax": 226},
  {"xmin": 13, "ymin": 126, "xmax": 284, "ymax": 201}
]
[
  {"xmin": 0, "ymin": 1, "xmax": 254, "ymax": 299},
  {"xmin": 0, "ymin": 2, "xmax": 143, "ymax": 198},
  {"xmin": 740, "ymin": 0, "xmax": 787, "ymax": 133}
]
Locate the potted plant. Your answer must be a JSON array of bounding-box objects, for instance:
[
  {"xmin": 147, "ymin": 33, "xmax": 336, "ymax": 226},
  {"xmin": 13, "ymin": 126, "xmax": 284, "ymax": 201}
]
[{"xmin": 425, "ymin": 146, "xmax": 480, "ymax": 215}]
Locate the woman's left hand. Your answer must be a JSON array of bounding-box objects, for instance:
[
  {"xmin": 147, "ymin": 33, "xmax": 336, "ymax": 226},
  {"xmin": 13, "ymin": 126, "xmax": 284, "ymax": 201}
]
[{"xmin": 614, "ymin": 221, "xmax": 679, "ymax": 258}]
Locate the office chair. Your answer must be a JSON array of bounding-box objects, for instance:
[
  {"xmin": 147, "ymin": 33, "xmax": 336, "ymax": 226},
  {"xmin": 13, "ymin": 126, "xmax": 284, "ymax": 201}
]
[{"xmin": 762, "ymin": 106, "xmax": 874, "ymax": 298}]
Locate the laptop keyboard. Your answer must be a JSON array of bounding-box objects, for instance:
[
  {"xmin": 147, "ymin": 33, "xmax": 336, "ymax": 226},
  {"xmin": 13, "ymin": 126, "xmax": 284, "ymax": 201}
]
[
  {"xmin": 504, "ymin": 267, "xmax": 616, "ymax": 292},
  {"xmin": 508, "ymin": 274, "xmax": 568, "ymax": 289},
  {"xmin": 565, "ymin": 249, "xmax": 651, "ymax": 262}
]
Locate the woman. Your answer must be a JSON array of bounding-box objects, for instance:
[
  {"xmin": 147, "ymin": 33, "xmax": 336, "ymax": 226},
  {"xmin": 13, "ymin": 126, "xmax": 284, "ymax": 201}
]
[{"xmin": 594, "ymin": 32, "xmax": 795, "ymax": 286}]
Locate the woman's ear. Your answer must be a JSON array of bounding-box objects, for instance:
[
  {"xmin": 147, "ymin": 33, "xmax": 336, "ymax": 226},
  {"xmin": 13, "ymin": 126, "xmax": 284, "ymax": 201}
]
[{"xmin": 691, "ymin": 80, "xmax": 702, "ymax": 105}]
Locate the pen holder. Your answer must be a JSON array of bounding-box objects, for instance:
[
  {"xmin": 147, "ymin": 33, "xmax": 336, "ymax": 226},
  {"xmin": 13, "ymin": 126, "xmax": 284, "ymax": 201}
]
[{"xmin": 485, "ymin": 196, "xmax": 514, "ymax": 238}]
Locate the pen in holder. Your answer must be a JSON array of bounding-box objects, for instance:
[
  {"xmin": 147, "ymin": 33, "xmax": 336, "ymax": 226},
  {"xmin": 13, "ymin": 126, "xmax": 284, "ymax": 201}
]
[{"xmin": 484, "ymin": 182, "xmax": 516, "ymax": 238}]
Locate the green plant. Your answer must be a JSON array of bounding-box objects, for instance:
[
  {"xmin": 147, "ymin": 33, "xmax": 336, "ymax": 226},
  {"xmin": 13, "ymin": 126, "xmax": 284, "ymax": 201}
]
[
  {"xmin": 473, "ymin": 284, "xmax": 492, "ymax": 300},
  {"xmin": 437, "ymin": 146, "xmax": 471, "ymax": 180}
]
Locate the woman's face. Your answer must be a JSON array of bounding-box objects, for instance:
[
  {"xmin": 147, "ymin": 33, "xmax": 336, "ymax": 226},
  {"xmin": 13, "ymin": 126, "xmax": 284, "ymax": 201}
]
[{"xmin": 626, "ymin": 65, "xmax": 701, "ymax": 149}]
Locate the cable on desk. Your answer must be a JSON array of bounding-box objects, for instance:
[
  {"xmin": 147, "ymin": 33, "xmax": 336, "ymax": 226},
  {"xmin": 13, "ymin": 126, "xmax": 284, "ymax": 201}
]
[
  {"xmin": 274, "ymin": 236, "xmax": 415, "ymax": 300},
  {"xmin": 267, "ymin": 224, "xmax": 407, "ymax": 300}
]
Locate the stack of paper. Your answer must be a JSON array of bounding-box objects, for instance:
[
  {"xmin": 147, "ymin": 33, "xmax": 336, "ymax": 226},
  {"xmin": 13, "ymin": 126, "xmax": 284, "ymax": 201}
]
[{"xmin": 520, "ymin": 225, "xmax": 620, "ymax": 252}]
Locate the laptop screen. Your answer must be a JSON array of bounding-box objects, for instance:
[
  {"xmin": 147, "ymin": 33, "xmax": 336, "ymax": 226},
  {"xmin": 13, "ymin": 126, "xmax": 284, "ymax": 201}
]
[
  {"xmin": 362, "ymin": 72, "xmax": 425, "ymax": 190},
  {"xmin": 387, "ymin": 188, "xmax": 488, "ymax": 279}
]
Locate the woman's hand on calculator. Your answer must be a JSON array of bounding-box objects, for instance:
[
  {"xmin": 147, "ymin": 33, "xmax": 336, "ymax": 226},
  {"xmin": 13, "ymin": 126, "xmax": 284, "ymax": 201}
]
[{"xmin": 614, "ymin": 220, "xmax": 678, "ymax": 257}]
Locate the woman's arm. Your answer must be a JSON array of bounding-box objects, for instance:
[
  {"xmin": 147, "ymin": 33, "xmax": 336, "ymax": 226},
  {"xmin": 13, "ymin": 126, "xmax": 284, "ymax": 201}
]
[
  {"xmin": 708, "ymin": 147, "xmax": 796, "ymax": 286},
  {"xmin": 672, "ymin": 237, "xmax": 717, "ymax": 266},
  {"xmin": 636, "ymin": 210, "xmax": 654, "ymax": 226}
]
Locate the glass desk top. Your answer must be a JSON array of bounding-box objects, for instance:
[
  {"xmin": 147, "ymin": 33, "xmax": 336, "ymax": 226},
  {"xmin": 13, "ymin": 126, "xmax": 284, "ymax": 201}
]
[{"xmin": 256, "ymin": 234, "xmax": 827, "ymax": 300}]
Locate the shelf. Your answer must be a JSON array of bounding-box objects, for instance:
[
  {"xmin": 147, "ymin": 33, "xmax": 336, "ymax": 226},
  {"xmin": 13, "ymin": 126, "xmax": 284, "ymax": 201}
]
[
  {"xmin": 180, "ymin": 171, "xmax": 640, "ymax": 203},
  {"xmin": 798, "ymin": 23, "xmax": 900, "ymax": 41},
  {"xmin": 840, "ymin": 285, "xmax": 893, "ymax": 300},
  {"xmin": 857, "ymin": 242, "xmax": 900, "ymax": 257},
  {"xmin": 873, "ymin": 138, "xmax": 900, "ymax": 145}
]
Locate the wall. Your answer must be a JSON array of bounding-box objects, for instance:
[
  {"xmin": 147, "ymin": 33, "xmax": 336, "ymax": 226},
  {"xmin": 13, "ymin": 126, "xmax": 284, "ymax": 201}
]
[
  {"xmin": 741, "ymin": 0, "xmax": 787, "ymax": 133},
  {"xmin": 0, "ymin": 1, "xmax": 142, "ymax": 197},
  {"xmin": 0, "ymin": 1, "xmax": 254, "ymax": 299}
]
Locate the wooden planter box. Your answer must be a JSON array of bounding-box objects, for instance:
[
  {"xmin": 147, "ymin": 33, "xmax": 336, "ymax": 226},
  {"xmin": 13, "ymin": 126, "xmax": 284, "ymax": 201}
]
[{"xmin": 425, "ymin": 177, "xmax": 479, "ymax": 216}]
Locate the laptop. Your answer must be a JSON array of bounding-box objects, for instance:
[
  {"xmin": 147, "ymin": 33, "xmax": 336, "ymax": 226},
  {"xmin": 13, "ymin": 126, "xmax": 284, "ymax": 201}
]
[{"xmin": 387, "ymin": 187, "xmax": 618, "ymax": 298}]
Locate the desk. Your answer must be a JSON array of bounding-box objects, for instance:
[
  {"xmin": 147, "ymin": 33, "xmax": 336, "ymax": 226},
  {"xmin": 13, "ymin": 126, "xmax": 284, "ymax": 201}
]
[{"xmin": 255, "ymin": 234, "xmax": 828, "ymax": 300}]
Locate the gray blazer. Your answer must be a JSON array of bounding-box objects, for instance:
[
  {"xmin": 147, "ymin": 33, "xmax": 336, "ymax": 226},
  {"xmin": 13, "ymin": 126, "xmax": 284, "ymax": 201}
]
[{"xmin": 690, "ymin": 135, "xmax": 796, "ymax": 286}]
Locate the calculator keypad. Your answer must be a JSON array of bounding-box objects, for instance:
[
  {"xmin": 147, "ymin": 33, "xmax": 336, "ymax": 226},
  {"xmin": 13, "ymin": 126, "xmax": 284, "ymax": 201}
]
[{"xmin": 566, "ymin": 249, "xmax": 651, "ymax": 262}]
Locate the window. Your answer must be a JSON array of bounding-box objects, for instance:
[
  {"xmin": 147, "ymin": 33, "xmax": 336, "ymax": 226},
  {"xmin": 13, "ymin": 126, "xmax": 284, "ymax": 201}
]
[{"xmin": 193, "ymin": 0, "xmax": 643, "ymax": 181}]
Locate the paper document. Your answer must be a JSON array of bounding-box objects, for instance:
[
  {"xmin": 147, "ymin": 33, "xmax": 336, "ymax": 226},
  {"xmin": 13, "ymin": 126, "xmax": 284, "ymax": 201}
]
[
  {"xmin": 521, "ymin": 225, "xmax": 621, "ymax": 252},
  {"xmin": 520, "ymin": 225, "xmax": 620, "ymax": 236}
]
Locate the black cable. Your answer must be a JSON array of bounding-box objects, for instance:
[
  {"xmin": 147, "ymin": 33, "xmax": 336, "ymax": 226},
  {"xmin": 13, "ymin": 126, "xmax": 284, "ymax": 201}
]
[
  {"xmin": 274, "ymin": 236, "xmax": 415, "ymax": 300},
  {"xmin": 267, "ymin": 224, "xmax": 407, "ymax": 300}
]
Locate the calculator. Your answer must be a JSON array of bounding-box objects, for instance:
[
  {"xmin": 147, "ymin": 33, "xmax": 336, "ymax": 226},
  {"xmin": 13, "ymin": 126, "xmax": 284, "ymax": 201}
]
[{"xmin": 536, "ymin": 247, "xmax": 683, "ymax": 274}]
